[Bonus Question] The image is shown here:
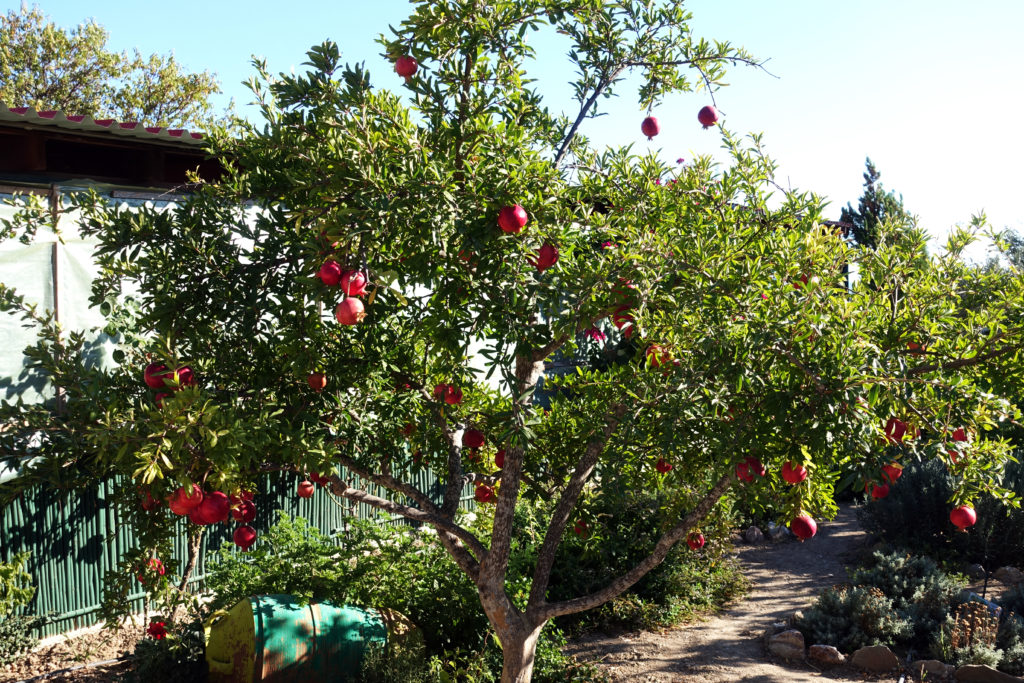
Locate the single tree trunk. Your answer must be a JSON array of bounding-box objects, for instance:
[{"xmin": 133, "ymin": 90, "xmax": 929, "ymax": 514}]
[
  {"xmin": 177, "ymin": 525, "xmax": 204, "ymax": 593},
  {"xmin": 498, "ymin": 623, "xmax": 545, "ymax": 683}
]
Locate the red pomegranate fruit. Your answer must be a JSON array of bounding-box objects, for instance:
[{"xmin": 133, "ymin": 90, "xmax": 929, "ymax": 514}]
[
  {"xmin": 144, "ymin": 363, "xmax": 172, "ymax": 389},
  {"xmin": 168, "ymin": 485, "xmax": 203, "ymax": 516},
  {"xmin": 340, "ymin": 270, "xmax": 367, "ymax": 296},
  {"xmin": 394, "ymin": 55, "xmax": 418, "ymax": 79},
  {"xmin": 866, "ymin": 482, "xmax": 890, "ymax": 500},
  {"xmin": 950, "ymin": 505, "xmax": 977, "ymax": 530},
  {"xmin": 297, "ymin": 480, "xmax": 315, "ymax": 499},
  {"xmin": 687, "ymin": 532, "xmax": 705, "ymax": 550},
  {"xmin": 790, "ymin": 514, "xmax": 817, "ymax": 540},
  {"xmin": 434, "ymin": 384, "xmax": 463, "ymax": 405},
  {"xmin": 640, "ymin": 116, "xmax": 660, "ymax": 140},
  {"xmin": 884, "ymin": 417, "xmax": 910, "ymax": 444},
  {"xmin": 335, "ymin": 298, "xmax": 365, "ymax": 325},
  {"xmin": 781, "ymin": 461, "xmax": 807, "ymax": 485},
  {"xmin": 231, "ymin": 500, "xmax": 257, "ymax": 523},
  {"xmin": 697, "ymin": 105, "xmax": 719, "ymax": 129},
  {"xmin": 307, "ymin": 372, "xmax": 327, "ymax": 392},
  {"xmin": 534, "ymin": 243, "xmax": 559, "ymax": 272},
  {"xmin": 463, "ymin": 428, "xmax": 485, "ymax": 449},
  {"xmin": 494, "ymin": 449, "xmax": 505, "ymax": 469},
  {"xmin": 474, "ymin": 483, "xmax": 496, "ymax": 504},
  {"xmin": 881, "ymin": 463, "xmax": 903, "ymax": 483},
  {"xmin": 195, "ymin": 491, "xmax": 230, "ymax": 525},
  {"xmin": 233, "ymin": 525, "xmax": 258, "ymax": 551},
  {"xmin": 498, "ymin": 204, "xmax": 529, "ymax": 234},
  {"xmin": 317, "ymin": 261, "xmax": 342, "ymax": 286},
  {"xmin": 655, "ymin": 458, "xmax": 673, "ymax": 473},
  {"xmin": 573, "ymin": 519, "xmax": 588, "ymax": 536}
]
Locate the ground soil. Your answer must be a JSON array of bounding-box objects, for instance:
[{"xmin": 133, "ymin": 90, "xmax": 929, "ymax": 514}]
[
  {"xmin": 566, "ymin": 503, "xmax": 892, "ymax": 682},
  {"xmin": 0, "ymin": 622, "xmax": 139, "ymax": 683}
]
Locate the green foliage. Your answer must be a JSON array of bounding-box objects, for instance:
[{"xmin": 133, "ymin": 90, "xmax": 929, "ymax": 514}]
[
  {"xmin": 997, "ymin": 613, "xmax": 1024, "ymax": 676},
  {"xmin": 129, "ymin": 615, "xmax": 207, "ymax": 683},
  {"xmin": 858, "ymin": 459, "xmax": 1024, "ymax": 567},
  {"xmin": 840, "ymin": 157, "xmax": 915, "ymax": 250},
  {"xmin": 0, "ymin": 551, "xmax": 35, "ymax": 616},
  {"xmin": 0, "ymin": 5, "xmax": 227, "ymax": 128},
  {"xmin": 0, "ymin": 612, "xmax": 49, "ymax": 667},
  {"xmin": 795, "ymin": 585, "xmax": 913, "ymax": 652},
  {"xmin": 850, "ymin": 551, "xmax": 965, "ymax": 647},
  {"xmin": 1002, "ymin": 584, "xmax": 1024, "ymax": 617}
]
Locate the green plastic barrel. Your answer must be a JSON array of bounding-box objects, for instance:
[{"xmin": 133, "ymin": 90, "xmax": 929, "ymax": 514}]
[{"xmin": 206, "ymin": 595, "xmax": 396, "ymax": 683}]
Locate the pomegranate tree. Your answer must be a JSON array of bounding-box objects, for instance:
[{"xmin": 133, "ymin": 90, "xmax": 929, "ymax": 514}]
[{"xmin": 2, "ymin": 4, "xmax": 1022, "ymax": 683}]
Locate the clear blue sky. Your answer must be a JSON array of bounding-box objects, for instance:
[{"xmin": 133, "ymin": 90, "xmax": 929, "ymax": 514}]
[{"xmin": 23, "ymin": 1, "xmax": 1024, "ymax": 245}]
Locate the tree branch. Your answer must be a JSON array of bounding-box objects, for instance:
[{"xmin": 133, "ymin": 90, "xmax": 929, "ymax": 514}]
[
  {"xmin": 553, "ymin": 66, "xmax": 625, "ymax": 168},
  {"xmin": 534, "ymin": 473, "xmax": 732, "ymax": 621},
  {"xmin": 527, "ymin": 402, "xmax": 627, "ymax": 610}
]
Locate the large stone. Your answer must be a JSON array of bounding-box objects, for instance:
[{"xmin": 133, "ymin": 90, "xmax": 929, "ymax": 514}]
[
  {"xmin": 955, "ymin": 664, "xmax": 1024, "ymax": 682},
  {"xmin": 850, "ymin": 644, "xmax": 899, "ymax": 672},
  {"xmin": 767, "ymin": 629, "xmax": 805, "ymax": 660},
  {"xmin": 808, "ymin": 644, "xmax": 845, "ymax": 666},
  {"xmin": 966, "ymin": 563, "xmax": 988, "ymax": 580},
  {"xmin": 766, "ymin": 521, "xmax": 789, "ymax": 541},
  {"xmin": 994, "ymin": 566, "xmax": 1024, "ymax": 585},
  {"xmin": 743, "ymin": 525, "xmax": 765, "ymax": 544},
  {"xmin": 911, "ymin": 659, "xmax": 954, "ymax": 681}
]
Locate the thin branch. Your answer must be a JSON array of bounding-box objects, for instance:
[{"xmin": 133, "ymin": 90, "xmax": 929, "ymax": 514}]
[
  {"xmin": 908, "ymin": 344, "xmax": 1021, "ymax": 376},
  {"xmin": 553, "ymin": 66, "xmax": 625, "ymax": 168},
  {"xmin": 534, "ymin": 473, "xmax": 732, "ymax": 621},
  {"xmin": 527, "ymin": 402, "xmax": 627, "ymax": 610}
]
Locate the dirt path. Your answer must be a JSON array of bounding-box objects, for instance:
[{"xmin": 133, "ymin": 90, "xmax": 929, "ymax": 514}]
[{"xmin": 567, "ymin": 503, "xmax": 888, "ymax": 682}]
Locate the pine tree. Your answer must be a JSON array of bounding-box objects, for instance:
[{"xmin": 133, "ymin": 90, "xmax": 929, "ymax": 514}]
[{"xmin": 841, "ymin": 158, "xmax": 914, "ymax": 249}]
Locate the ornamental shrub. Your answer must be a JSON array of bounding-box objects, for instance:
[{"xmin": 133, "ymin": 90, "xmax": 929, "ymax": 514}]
[{"xmin": 794, "ymin": 585, "xmax": 913, "ymax": 653}]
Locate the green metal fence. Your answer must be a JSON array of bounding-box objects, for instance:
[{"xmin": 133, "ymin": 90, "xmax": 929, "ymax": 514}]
[{"xmin": 1, "ymin": 469, "xmax": 475, "ymax": 636}]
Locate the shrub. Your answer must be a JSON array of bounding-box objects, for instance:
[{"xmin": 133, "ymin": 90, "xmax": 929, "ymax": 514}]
[
  {"xmin": 850, "ymin": 551, "xmax": 964, "ymax": 646},
  {"xmin": 997, "ymin": 613, "xmax": 1024, "ymax": 676},
  {"xmin": 858, "ymin": 459, "xmax": 1024, "ymax": 567},
  {"xmin": 129, "ymin": 614, "xmax": 207, "ymax": 683},
  {"xmin": 1002, "ymin": 583, "xmax": 1024, "ymax": 617},
  {"xmin": 0, "ymin": 613, "xmax": 49, "ymax": 668},
  {"xmin": 795, "ymin": 585, "xmax": 913, "ymax": 653},
  {"xmin": 930, "ymin": 602, "xmax": 1003, "ymax": 669},
  {"xmin": 0, "ymin": 551, "xmax": 47, "ymax": 667}
]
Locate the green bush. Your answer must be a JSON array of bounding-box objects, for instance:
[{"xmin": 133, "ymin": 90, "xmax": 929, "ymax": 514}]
[
  {"xmin": 129, "ymin": 615, "xmax": 208, "ymax": 683},
  {"xmin": 857, "ymin": 459, "xmax": 1024, "ymax": 567},
  {"xmin": 0, "ymin": 612, "xmax": 49, "ymax": 667},
  {"xmin": 850, "ymin": 551, "xmax": 965, "ymax": 647},
  {"xmin": 1002, "ymin": 583, "xmax": 1024, "ymax": 617},
  {"xmin": 929, "ymin": 601, "xmax": 1003, "ymax": 669},
  {"xmin": 0, "ymin": 551, "xmax": 47, "ymax": 667},
  {"xmin": 997, "ymin": 613, "xmax": 1024, "ymax": 676},
  {"xmin": 795, "ymin": 585, "xmax": 913, "ymax": 653},
  {"xmin": 541, "ymin": 486, "xmax": 745, "ymax": 634}
]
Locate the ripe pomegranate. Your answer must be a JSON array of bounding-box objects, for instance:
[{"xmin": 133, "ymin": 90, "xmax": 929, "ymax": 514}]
[
  {"xmin": 737, "ymin": 456, "xmax": 766, "ymax": 479},
  {"xmin": 154, "ymin": 392, "xmax": 172, "ymax": 408},
  {"xmin": 434, "ymin": 383, "xmax": 463, "ymax": 405},
  {"xmin": 168, "ymin": 485, "xmax": 203, "ymax": 516},
  {"xmin": 533, "ymin": 243, "xmax": 559, "ymax": 272},
  {"xmin": 139, "ymin": 489, "xmax": 161, "ymax": 511},
  {"xmin": 297, "ymin": 480, "xmax": 315, "ymax": 499},
  {"xmin": 612, "ymin": 306, "xmax": 634, "ymax": 331},
  {"xmin": 573, "ymin": 519, "xmax": 588, "ymax": 536},
  {"xmin": 474, "ymin": 483, "xmax": 496, "ymax": 504},
  {"xmin": 340, "ymin": 270, "xmax": 367, "ymax": 296},
  {"xmin": 781, "ymin": 461, "xmax": 807, "ymax": 485},
  {"xmin": 645, "ymin": 344, "xmax": 670, "ymax": 369},
  {"xmin": 735, "ymin": 461, "xmax": 754, "ymax": 483},
  {"xmin": 697, "ymin": 105, "xmax": 719, "ymax": 129},
  {"xmin": 231, "ymin": 500, "xmax": 257, "ymax": 523},
  {"xmin": 233, "ymin": 525, "xmax": 258, "ymax": 551},
  {"xmin": 137, "ymin": 558, "xmax": 165, "ymax": 584},
  {"xmin": 494, "ymin": 449, "xmax": 505, "ymax": 469},
  {"xmin": 175, "ymin": 366, "xmax": 196, "ymax": 388},
  {"xmin": 950, "ymin": 505, "xmax": 977, "ymax": 530},
  {"xmin": 401, "ymin": 422, "xmax": 416, "ymax": 438},
  {"xmin": 194, "ymin": 491, "xmax": 230, "ymax": 525},
  {"xmin": 884, "ymin": 417, "xmax": 910, "ymax": 444},
  {"xmin": 317, "ymin": 261, "xmax": 342, "ymax": 286},
  {"xmin": 394, "ymin": 55, "xmax": 418, "ymax": 79},
  {"xmin": 866, "ymin": 482, "xmax": 890, "ymax": 500},
  {"xmin": 640, "ymin": 116, "xmax": 660, "ymax": 140},
  {"xmin": 307, "ymin": 372, "xmax": 327, "ymax": 392},
  {"xmin": 907, "ymin": 341, "xmax": 925, "ymax": 354},
  {"xmin": 463, "ymin": 428, "xmax": 485, "ymax": 449},
  {"xmin": 881, "ymin": 463, "xmax": 903, "ymax": 483},
  {"xmin": 335, "ymin": 298, "xmax": 365, "ymax": 325},
  {"xmin": 655, "ymin": 458, "xmax": 673, "ymax": 473},
  {"xmin": 498, "ymin": 204, "xmax": 528, "ymax": 234},
  {"xmin": 790, "ymin": 514, "xmax": 817, "ymax": 540},
  {"xmin": 687, "ymin": 532, "xmax": 705, "ymax": 550},
  {"xmin": 240, "ymin": 490, "xmax": 255, "ymax": 502},
  {"xmin": 144, "ymin": 363, "xmax": 172, "ymax": 389},
  {"xmin": 951, "ymin": 427, "xmax": 968, "ymax": 442}
]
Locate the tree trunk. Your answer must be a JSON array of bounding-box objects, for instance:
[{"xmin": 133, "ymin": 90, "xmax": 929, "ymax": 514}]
[{"xmin": 498, "ymin": 622, "xmax": 545, "ymax": 683}]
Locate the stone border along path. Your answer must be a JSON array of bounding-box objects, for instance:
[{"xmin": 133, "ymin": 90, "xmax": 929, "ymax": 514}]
[{"xmin": 566, "ymin": 503, "xmax": 897, "ymax": 682}]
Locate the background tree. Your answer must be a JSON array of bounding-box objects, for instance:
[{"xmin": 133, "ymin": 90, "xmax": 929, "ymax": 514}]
[
  {"xmin": 841, "ymin": 157, "xmax": 915, "ymax": 249},
  {"xmin": 2, "ymin": 2, "xmax": 1024, "ymax": 682},
  {"xmin": 0, "ymin": 3, "xmax": 228, "ymax": 129}
]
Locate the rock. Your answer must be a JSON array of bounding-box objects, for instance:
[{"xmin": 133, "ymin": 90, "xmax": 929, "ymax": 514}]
[
  {"xmin": 790, "ymin": 610, "xmax": 804, "ymax": 626},
  {"xmin": 955, "ymin": 664, "xmax": 1024, "ymax": 682},
  {"xmin": 994, "ymin": 566, "xmax": 1024, "ymax": 585},
  {"xmin": 743, "ymin": 525, "xmax": 765, "ymax": 544},
  {"xmin": 911, "ymin": 659, "xmax": 954, "ymax": 681},
  {"xmin": 966, "ymin": 563, "xmax": 988, "ymax": 580},
  {"xmin": 767, "ymin": 629, "xmax": 805, "ymax": 660},
  {"xmin": 850, "ymin": 644, "xmax": 899, "ymax": 672},
  {"xmin": 808, "ymin": 644, "xmax": 845, "ymax": 666},
  {"xmin": 766, "ymin": 521, "xmax": 789, "ymax": 541}
]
